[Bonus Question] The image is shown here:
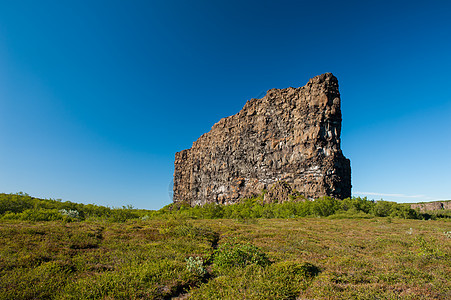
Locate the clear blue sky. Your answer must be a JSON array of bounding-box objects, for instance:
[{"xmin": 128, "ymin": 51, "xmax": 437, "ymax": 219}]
[{"xmin": 1, "ymin": 0, "xmax": 450, "ymax": 209}]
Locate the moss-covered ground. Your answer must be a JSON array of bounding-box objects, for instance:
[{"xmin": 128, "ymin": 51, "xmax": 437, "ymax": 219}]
[{"xmin": 1, "ymin": 217, "xmax": 450, "ymax": 299}]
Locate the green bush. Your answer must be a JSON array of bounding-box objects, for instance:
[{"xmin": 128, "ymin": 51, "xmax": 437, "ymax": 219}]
[
  {"xmin": 372, "ymin": 200, "xmax": 394, "ymax": 217},
  {"xmin": 201, "ymin": 203, "xmax": 224, "ymax": 219},
  {"xmin": 341, "ymin": 197, "xmax": 373, "ymax": 214},
  {"xmin": 0, "ymin": 192, "xmax": 34, "ymax": 214},
  {"xmin": 19, "ymin": 209, "xmax": 63, "ymax": 221},
  {"xmin": 213, "ymin": 241, "xmax": 270, "ymax": 274},
  {"xmin": 274, "ymin": 202, "xmax": 297, "ymax": 218},
  {"xmin": 108, "ymin": 206, "xmax": 139, "ymax": 222},
  {"xmin": 311, "ymin": 197, "xmax": 340, "ymax": 217},
  {"xmin": 160, "ymin": 220, "xmax": 219, "ymax": 246}
]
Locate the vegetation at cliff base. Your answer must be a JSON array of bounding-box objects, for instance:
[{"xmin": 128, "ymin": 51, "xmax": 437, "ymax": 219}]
[
  {"xmin": 1, "ymin": 192, "xmax": 449, "ymax": 223},
  {"xmin": 158, "ymin": 195, "xmax": 450, "ymax": 221},
  {"xmin": 0, "ymin": 192, "xmax": 450, "ymax": 299}
]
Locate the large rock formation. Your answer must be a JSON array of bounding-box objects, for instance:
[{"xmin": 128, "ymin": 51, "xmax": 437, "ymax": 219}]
[{"xmin": 173, "ymin": 73, "xmax": 351, "ymax": 206}]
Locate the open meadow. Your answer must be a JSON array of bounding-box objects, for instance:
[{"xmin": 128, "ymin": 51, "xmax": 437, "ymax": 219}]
[{"xmin": 1, "ymin": 216, "xmax": 450, "ymax": 299}]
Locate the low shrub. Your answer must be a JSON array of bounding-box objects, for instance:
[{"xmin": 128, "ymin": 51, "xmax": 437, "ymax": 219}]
[
  {"xmin": 185, "ymin": 256, "xmax": 207, "ymax": 277},
  {"xmin": 270, "ymin": 261, "xmax": 320, "ymax": 278},
  {"xmin": 160, "ymin": 220, "xmax": 218, "ymax": 245},
  {"xmin": 213, "ymin": 240, "xmax": 270, "ymax": 274},
  {"xmin": 190, "ymin": 261, "xmax": 320, "ymax": 299}
]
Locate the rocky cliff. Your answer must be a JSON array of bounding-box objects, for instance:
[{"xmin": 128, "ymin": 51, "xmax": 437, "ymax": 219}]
[
  {"xmin": 411, "ymin": 201, "xmax": 451, "ymax": 212},
  {"xmin": 173, "ymin": 73, "xmax": 351, "ymax": 206}
]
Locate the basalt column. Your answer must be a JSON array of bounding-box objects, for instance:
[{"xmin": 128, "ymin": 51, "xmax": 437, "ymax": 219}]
[{"xmin": 173, "ymin": 73, "xmax": 351, "ymax": 206}]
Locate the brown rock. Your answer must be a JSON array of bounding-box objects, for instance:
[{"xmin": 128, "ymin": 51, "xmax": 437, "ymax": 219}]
[
  {"xmin": 173, "ymin": 73, "xmax": 351, "ymax": 206},
  {"xmin": 263, "ymin": 181, "xmax": 299, "ymax": 204},
  {"xmin": 411, "ymin": 201, "xmax": 451, "ymax": 212}
]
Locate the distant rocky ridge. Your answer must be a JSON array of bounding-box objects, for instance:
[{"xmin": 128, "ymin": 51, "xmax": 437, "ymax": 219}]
[
  {"xmin": 173, "ymin": 73, "xmax": 351, "ymax": 206},
  {"xmin": 411, "ymin": 201, "xmax": 451, "ymax": 212}
]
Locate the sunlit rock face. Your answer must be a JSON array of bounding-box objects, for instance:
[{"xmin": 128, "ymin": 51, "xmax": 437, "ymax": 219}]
[
  {"xmin": 411, "ymin": 201, "xmax": 451, "ymax": 211},
  {"xmin": 173, "ymin": 73, "xmax": 351, "ymax": 206}
]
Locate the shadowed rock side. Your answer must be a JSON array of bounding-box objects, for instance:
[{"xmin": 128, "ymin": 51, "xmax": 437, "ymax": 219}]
[{"xmin": 174, "ymin": 73, "xmax": 351, "ymax": 206}]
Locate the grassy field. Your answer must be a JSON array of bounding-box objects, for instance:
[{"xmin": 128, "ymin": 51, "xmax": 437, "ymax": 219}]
[{"xmin": 1, "ymin": 217, "xmax": 450, "ymax": 299}]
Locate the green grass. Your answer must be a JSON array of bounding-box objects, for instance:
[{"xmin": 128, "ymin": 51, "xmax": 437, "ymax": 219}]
[{"xmin": 1, "ymin": 217, "xmax": 450, "ymax": 299}]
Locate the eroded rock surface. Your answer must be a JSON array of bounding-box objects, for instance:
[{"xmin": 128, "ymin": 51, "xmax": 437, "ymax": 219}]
[
  {"xmin": 411, "ymin": 201, "xmax": 451, "ymax": 212},
  {"xmin": 173, "ymin": 73, "xmax": 351, "ymax": 206}
]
